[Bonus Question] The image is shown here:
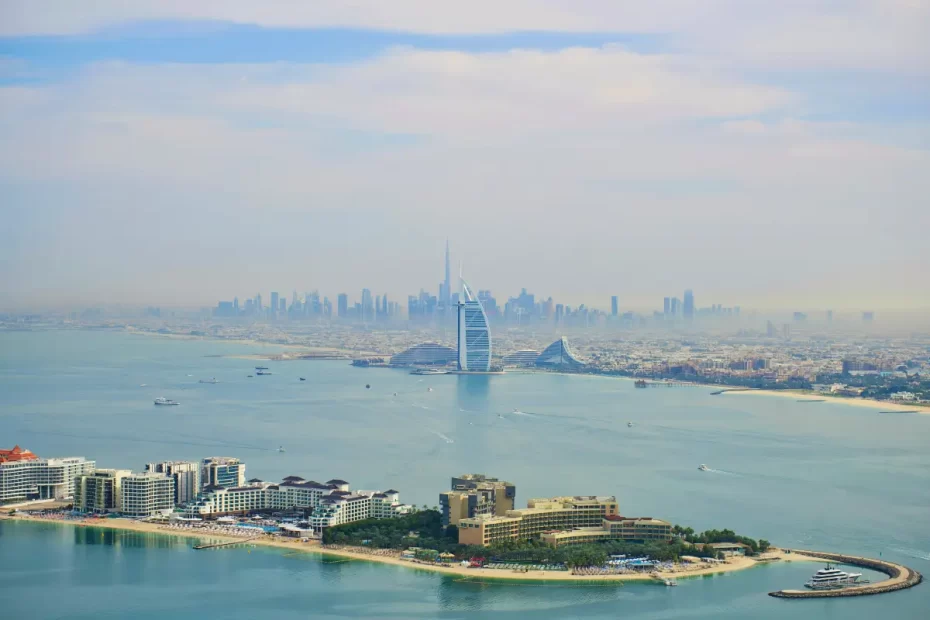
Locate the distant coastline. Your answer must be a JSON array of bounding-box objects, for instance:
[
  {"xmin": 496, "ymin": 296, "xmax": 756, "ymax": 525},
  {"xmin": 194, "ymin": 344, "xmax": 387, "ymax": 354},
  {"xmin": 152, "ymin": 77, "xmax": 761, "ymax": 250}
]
[{"xmin": 719, "ymin": 388, "xmax": 929, "ymax": 414}]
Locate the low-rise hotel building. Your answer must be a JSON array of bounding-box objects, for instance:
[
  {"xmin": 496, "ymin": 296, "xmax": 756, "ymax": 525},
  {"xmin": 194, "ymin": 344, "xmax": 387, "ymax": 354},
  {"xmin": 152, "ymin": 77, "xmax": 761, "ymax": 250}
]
[
  {"xmin": 540, "ymin": 516, "xmax": 674, "ymax": 547},
  {"xmin": 0, "ymin": 446, "xmax": 95, "ymax": 503},
  {"xmin": 75, "ymin": 469, "xmax": 131, "ymax": 513},
  {"xmin": 458, "ymin": 495, "xmax": 622, "ymax": 546},
  {"xmin": 120, "ymin": 472, "xmax": 176, "ymax": 518},
  {"xmin": 439, "ymin": 474, "xmax": 516, "ymax": 527},
  {"xmin": 184, "ymin": 476, "xmax": 407, "ymax": 530}
]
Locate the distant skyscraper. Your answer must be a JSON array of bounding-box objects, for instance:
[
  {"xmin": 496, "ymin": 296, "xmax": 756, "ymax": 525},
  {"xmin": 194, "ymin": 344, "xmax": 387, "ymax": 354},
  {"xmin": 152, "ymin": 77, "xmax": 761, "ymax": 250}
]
[
  {"xmin": 663, "ymin": 297, "xmax": 670, "ymax": 316},
  {"xmin": 444, "ymin": 239, "xmax": 451, "ymax": 307},
  {"xmin": 683, "ymin": 290, "xmax": 694, "ymax": 321},
  {"xmin": 611, "ymin": 296, "xmax": 618, "ymax": 317},
  {"xmin": 670, "ymin": 297, "xmax": 680, "ymax": 316},
  {"xmin": 270, "ymin": 292, "xmax": 279, "ymax": 317},
  {"xmin": 457, "ymin": 279, "xmax": 491, "ymax": 371},
  {"xmin": 337, "ymin": 293, "xmax": 348, "ymax": 318},
  {"xmin": 233, "ymin": 297, "xmax": 239, "ymax": 314},
  {"xmin": 862, "ymin": 311, "xmax": 874, "ymax": 322},
  {"xmin": 361, "ymin": 288, "xmax": 373, "ymax": 322},
  {"xmin": 766, "ymin": 320, "xmax": 776, "ymax": 337},
  {"xmin": 826, "ymin": 309, "xmax": 833, "ymax": 322}
]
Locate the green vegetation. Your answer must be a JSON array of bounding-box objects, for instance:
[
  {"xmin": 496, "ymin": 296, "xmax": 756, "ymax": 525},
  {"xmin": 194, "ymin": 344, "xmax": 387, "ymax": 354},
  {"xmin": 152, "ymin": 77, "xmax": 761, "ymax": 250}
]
[{"xmin": 322, "ymin": 510, "xmax": 772, "ymax": 567}]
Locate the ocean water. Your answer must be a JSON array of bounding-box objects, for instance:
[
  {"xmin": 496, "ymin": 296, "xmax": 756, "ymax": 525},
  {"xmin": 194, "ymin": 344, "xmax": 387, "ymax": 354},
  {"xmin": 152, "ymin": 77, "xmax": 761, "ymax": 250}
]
[{"xmin": 1, "ymin": 330, "xmax": 928, "ymax": 618}]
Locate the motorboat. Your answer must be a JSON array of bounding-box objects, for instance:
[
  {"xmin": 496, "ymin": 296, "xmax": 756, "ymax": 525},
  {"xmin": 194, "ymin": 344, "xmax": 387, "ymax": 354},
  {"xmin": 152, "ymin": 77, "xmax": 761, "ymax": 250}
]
[
  {"xmin": 664, "ymin": 578, "xmax": 678, "ymax": 587},
  {"xmin": 256, "ymin": 370, "xmax": 272, "ymax": 376},
  {"xmin": 277, "ymin": 446, "xmax": 286, "ymax": 453},
  {"xmin": 698, "ymin": 464, "xmax": 709, "ymax": 471},
  {"xmin": 255, "ymin": 366, "xmax": 269, "ymax": 370},
  {"xmin": 154, "ymin": 397, "xmax": 179, "ymax": 406},
  {"xmin": 199, "ymin": 377, "xmax": 218, "ymax": 384},
  {"xmin": 805, "ymin": 564, "xmax": 864, "ymax": 589},
  {"xmin": 299, "ymin": 377, "xmax": 306, "ymax": 381},
  {"xmin": 628, "ymin": 422, "xmax": 634, "ymax": 427}
]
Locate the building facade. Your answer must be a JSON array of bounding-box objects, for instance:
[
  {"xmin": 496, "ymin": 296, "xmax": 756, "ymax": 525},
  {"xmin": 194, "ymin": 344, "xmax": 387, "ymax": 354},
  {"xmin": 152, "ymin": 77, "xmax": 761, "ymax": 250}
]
[
  {"xmin": 457, "ymin": 280, "xmax": 492, "ymax": 371},
  {"xmin": 390, "ymin": 343, "xmax": 458, "ymax": 367},
  {"xmin": 535, "ymin": 337, "xmax": 584, "ymax": 369},
  {"xmin": 120, "ymin": 473, "xmax": 176, "ymax": 517},
  {"xmin": 145, "ymin": 461, "xmax": 201, "ymax": 506},
  {"xmin": 202, "ymin": 457, "xmax": 246, "ymax": 489},
  {"xmin": 0, "ymin": 447, "xmax": 95, "ymax": 503},
  {"xmin": 458, "ymin": 495, "xmax": 619, "ymax": 546},
  {"xmin": 74, "ymin": 469, "xmax": 131, "ymax": 513},
  {"xmin": 440, "ymin": 474, "xmax": 516, "ymax": 527},
  {"xmin": 540, "ymin": 516, "xmax": 673, "ymax": 547}
]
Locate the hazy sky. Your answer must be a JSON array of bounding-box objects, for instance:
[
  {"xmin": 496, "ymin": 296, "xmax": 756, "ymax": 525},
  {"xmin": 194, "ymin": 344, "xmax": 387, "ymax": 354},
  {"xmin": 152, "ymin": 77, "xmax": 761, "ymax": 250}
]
[{"xmin": 1, "ymin": 1, "xmax": 928, "ymax": 311}]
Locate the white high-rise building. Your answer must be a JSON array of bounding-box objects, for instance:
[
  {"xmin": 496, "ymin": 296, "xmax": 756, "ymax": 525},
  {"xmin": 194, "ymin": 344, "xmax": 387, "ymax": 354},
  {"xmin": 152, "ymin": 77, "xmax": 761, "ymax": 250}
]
[
  {"xmin": 145, "ymin": 461, "xmax": 201, "ymax": 506},
  {"xmin": 0, "ymin": 449, "xmax": 95, "ymax": 503},
  {"xmin": 457, "ymin": 279, "xmax": 491, "ymax": 371},
  {"xmin": 120, "ymin": 473, "xmax": 176, "ymax": 518}
]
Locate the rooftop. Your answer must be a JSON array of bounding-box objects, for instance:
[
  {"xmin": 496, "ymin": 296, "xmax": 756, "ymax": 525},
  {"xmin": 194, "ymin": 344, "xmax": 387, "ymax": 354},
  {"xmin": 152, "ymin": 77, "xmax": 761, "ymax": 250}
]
[{"xmin": 0, "ymin": 445, "xmax": 38, "ymax": 463}]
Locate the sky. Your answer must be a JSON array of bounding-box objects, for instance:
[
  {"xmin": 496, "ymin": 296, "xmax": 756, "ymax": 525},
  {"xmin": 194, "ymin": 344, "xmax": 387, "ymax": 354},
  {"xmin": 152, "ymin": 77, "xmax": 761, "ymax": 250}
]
[{"xmin": 1, "ymin": 1, "xmax": 928, "ymax": 312}]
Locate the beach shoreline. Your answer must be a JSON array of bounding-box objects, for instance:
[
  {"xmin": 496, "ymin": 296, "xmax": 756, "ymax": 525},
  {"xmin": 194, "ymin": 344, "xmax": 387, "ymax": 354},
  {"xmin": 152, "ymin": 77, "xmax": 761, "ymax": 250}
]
[
  {"xmin": 1, "ymin": 513, "xmax": 825, "ymax": 583},
  {"xmin": 720, "ymin": 388, "xmax": 929, "ymax": 413}
]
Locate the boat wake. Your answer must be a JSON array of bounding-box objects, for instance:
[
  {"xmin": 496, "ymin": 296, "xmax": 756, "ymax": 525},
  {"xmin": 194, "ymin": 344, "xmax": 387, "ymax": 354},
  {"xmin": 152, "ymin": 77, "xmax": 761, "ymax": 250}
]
[
  {"xmin": 432, "ymin": 431, "xmax": 454, "ymax": 444},
  {"xmin": 891, "ymin": 547, "xmax": 930, "ymax": 561}
]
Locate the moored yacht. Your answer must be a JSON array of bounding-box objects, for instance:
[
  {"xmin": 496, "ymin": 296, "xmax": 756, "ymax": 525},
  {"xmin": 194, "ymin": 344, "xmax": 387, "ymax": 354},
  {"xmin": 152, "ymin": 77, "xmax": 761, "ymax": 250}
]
[
  {"xmin": 805, "ymin": 564, "xmax": 864, "ymax": 589},
  {"xmin": 154, "ymin": 397, "xmax": 179, "ymax": 406},
  {"xmin": 410, "ymin": 368, "xmax": 449, "ymax": 376}
]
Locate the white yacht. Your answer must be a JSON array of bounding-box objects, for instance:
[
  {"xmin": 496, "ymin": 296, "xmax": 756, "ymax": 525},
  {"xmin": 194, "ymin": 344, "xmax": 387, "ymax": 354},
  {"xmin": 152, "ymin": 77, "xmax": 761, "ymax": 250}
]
[
  {"xmin": 805, "ymin": 564, "xmax": 863, "ymax": 589},
  {"xmin": 411, "ymin": 368, "xmax": 448, "ymax": 376},
  {"xmin": 154, "ymin": 397, "xmax": 179, "ymax": 406},
  {"xmin": 199, "ymin": 377, "xmax": 218, "ymax": 384},
  {"xmin": 698, "ymin": 464, "xmax": 709, "ymax": 471},
  {"xmin": 628, "ymin": 422, "xmax": 634, "ymax": 427},
  {"xmin": 277, "ymin": 446, "xmax": 286, "ymax": 453}
]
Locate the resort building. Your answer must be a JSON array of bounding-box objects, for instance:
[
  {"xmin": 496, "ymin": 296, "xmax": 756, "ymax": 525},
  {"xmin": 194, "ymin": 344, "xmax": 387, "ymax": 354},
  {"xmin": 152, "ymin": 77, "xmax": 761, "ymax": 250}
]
[
  {"xmin": 145, "ymin": 461, "xmax": 201, "ymax": 506},
  {"xmin": 501, "ymin": 350, "xmax": 540, "ymax": 368},
  {"xmin": 0, "ymin": 446, "xmax": 95, "ymax": 503},
  {"xmin": 390, "ymin": 343, "xmax": 457, "ymax": 367},
  {"xmin": 120, "ymin": 472, "xmax": 176, "ymax": 518},
  {"xmin": 540, "ymin": 516, "xmax": 674, "ymax": 547},
  {"xmin": 74, "ymin": 469, "xmax": 131, "ymax": 513},
  {"xmin": 535, "ymin": 337, "xmax": 585, "ymax": 369},
  {"xmin": 201, "ymin": 457, "xmax": 246, "ymax": 489},
  {"xmin": 184, "ymin": 476, "xmax": 407, "ymax": 530},
  {"xmin": 458, "ymin": 495, "xmax": 619, "ymax": 546},
  {"xmin": 439, "ymin": 474, "xmax": 516, "ymax": 527},
  {"xmin": 457, "ymin": 280, "xmax": 492, "ymax": 371}
]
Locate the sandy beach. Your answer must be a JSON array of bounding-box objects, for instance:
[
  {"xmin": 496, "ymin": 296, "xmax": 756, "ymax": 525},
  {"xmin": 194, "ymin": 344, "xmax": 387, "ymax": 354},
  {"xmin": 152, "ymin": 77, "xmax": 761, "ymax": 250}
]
[
  {"xmin": 1, "ymin": 513, "xmax": 825, "ymax": 583},
  {"xmin": 720, "ymin": 389, "xmax": 929, "ymax": 413}
]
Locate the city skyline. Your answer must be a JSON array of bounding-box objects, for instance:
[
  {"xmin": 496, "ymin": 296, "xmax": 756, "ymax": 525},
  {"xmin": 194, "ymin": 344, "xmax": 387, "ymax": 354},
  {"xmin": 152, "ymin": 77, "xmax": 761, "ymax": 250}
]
[{"xmin": 1, "ymin": 3, "xmax": 927, "ymax": 311}]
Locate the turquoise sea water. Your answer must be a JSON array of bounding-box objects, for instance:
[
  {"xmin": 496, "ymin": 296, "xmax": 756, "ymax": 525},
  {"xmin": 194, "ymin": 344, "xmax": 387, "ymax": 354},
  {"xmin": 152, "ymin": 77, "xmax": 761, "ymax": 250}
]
[{"xmin": 1, "ymin": 330, "xmax": 928, "ymax": 618}]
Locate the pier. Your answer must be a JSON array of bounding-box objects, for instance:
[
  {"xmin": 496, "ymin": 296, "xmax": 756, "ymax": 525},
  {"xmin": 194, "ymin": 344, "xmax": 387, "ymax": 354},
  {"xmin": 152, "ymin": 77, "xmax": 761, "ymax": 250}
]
[
  {"xmin": 769, "ymin": 550, "xmax": 922, "ymax": 599},
  {"xmin": 193, "ymin": 536, "xmax": 261, "ymax": 550}
]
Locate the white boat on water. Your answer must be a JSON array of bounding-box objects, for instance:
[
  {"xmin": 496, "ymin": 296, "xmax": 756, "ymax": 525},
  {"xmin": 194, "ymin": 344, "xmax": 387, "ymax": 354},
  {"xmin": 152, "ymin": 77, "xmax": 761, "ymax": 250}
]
[
  {"xmin": 411, "ymin": 368, "xmax": 449, "ymax": 376},
  {"xmin": 805, "ymin": 564, "xmax": 864, "ymax": 589},
  {"xmin": 664, "ymin": 578, "xmax": 678, "ymax": 587},
  {"xmin": 277, "ymin": 446, "xmax": 286, "ymax": 453},
  {"xmin": 698, "ymin": 464, "xmax": 709, "ymax": 471},
  {"xmin": 154, "ymin": 397, "xmax": 180, "ymax": 406},
  {"xmin": 199, "ymin": 377, "xmax": 218, "ymax": 384}
]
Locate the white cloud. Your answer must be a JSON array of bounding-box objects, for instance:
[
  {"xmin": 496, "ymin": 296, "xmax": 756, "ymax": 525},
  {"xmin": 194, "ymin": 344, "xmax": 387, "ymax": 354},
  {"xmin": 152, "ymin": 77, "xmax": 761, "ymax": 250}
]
[{"xmin": 2, "ymin": 0, "xmax": 928, "ymax": 75}]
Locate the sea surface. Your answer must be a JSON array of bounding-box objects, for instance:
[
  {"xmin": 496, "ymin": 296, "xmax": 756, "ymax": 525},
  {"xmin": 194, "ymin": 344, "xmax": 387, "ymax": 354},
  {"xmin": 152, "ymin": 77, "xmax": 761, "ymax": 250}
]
[{"xmin": 1, "ymin": 329, "xmax": 928, "ymax": 619}]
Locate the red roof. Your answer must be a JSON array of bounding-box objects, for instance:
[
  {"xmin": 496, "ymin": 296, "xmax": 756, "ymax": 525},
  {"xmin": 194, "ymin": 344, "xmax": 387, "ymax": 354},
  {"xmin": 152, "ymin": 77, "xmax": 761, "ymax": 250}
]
[{"xmin": 0, "ymin": 445, "xmax": 38, "ymax": 463}]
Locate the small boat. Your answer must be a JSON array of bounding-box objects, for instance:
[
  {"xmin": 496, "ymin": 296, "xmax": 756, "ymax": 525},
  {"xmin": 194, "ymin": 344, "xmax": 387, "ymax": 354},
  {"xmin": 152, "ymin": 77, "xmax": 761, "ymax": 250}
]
[
  {"xmin": 498, "ymin": 414, "xmax": 504, "ymax": 419},
  {"xmin": 255, "ymin": 366, "xmax": 269, "ymax": 370},
  {"xmin": 664, "ymin": 578, "xmax": 678, "ymax": 587},
  {"xmin": 365, "ymin": 384, "xmax": 371, "ymax": 389},
  {"xmin": 247, "ymin": 374, "xmax": 253, "ymax": 378},
  {"xmin": 299, "ymin": 377, "xmax": 306, "ymax": 381},
  {"xmin": 199, "ymin": 377, "xmax": 218, "ymax": 384},
  {"xmin": 634, "ymin": 379, "xmax": 648, "ymax": 388},
  {"xmin": 628, "ymin": 422, "xmax": 633, "ymax": 427},
  {"xmin": 698, "ymin": 464, "xmax": 709, "ymax": 471},
  {"xmin": 257, "ymin": 370, "xmax": 272, "ymax": 376},
  {"xmin": 393, "ymin": 392, "xmax": 397, "ymax": 396},
  {"xmin": 154, "ymin": 397, "xmax": 180, "ymax": 406},
  {"xmin": 427, "ymin": 387, "xmax": 433, "ymax": 392},
  {"xmin": 277, "ymin": 446, "xmax": 286, "ymax": 453}
]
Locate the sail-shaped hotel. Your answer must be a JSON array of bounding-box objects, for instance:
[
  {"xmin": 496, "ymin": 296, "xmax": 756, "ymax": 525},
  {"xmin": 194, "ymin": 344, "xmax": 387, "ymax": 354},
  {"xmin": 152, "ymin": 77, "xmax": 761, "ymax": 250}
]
[{"xmin": 457, "ymin": 280, "xmax": 492, "ymax": 371}]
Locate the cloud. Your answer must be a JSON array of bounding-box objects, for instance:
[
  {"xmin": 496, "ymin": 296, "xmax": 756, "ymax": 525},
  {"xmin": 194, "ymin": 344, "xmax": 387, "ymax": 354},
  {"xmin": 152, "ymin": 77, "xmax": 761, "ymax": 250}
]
[{"xmin": 2, "ymin": 0, "xmax": 928, "ymax": 75}]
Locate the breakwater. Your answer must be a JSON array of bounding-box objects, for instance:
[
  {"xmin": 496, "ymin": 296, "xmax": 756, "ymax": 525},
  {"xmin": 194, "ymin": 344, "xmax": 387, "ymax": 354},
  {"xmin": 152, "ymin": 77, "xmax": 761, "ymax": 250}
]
[{"xmin": 769, "ymin": 550, "xmax": 922, "ymax": 598}]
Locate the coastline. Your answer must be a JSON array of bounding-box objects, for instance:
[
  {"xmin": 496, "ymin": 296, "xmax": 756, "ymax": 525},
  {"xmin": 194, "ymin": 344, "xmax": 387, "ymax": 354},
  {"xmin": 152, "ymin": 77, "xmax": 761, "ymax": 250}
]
[
  {"xmin": 1, "ymin": 513, "xmax": 825, "ymax": 583},
  {"xmin": 720, "ymin": 389, "xmax": 929, "ymax": 413}
]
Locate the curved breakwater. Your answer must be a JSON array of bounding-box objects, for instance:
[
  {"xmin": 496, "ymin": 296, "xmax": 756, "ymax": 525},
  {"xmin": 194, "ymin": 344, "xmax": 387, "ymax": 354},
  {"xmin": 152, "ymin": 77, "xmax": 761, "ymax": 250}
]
[{"xmin": 770, "ymin": 550, "xmax": 923, "ymax": 598}]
